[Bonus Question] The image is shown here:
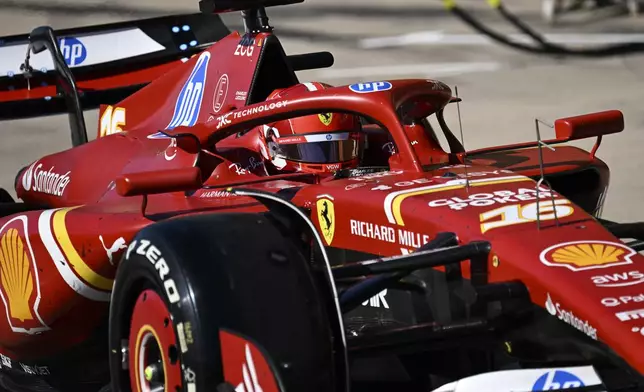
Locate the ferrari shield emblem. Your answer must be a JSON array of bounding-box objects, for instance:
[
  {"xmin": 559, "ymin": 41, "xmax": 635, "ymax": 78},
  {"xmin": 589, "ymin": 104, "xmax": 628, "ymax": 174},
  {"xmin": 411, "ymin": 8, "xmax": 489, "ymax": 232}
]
[
  {"xmin": 318, "ymin": 113, "xmax": 333, "ymax": 126},
  {"xmin": 316, "ymin": 197, "xmax": 335, "ymax": 245},
  {"xmin": 540, "ymin": 240, "xmax": 636, "ymax": 271}
]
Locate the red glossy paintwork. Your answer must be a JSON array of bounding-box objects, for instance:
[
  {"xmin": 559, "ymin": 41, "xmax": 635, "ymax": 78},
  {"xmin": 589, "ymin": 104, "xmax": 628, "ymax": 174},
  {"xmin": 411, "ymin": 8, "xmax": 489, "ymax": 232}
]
[
  {"xmin": 220, "ymin": 329, "xmax": 280, "ymax": 392},
  {"xmin": 113, "ymin": 31, "xmax": 265, "ymax": 134},
  {"xmin": 555, "ymin": 110, "xmax": 624, "ymax": 140},
  {"xmin": 115, "ymin": 167, "xmax": 203, "ymax": 197},
  {"xmin": 1, "ymin": 25, "xmax": 642, "ymax": 379},
  {"xmin": 470, "ymin": 144, "xmax": 608, "ymax": 177}
]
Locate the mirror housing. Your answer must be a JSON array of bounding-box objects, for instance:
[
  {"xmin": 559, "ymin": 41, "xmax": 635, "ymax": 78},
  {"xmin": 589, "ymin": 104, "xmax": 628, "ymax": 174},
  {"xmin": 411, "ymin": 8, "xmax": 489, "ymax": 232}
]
[
  {"xmin": 27, "ymin": 26, "xmax": 88, "ymax": 147},
  {"xmin": 116, "ymin": 167, "xmax": 203, "ymax": 197},
  {"xmin": 28, "ymin": 29, "xmax": 48, "ymax": 54},
  {"xmin": 554, "ymin": 110, "xmax": 624, "ymax": 141}
]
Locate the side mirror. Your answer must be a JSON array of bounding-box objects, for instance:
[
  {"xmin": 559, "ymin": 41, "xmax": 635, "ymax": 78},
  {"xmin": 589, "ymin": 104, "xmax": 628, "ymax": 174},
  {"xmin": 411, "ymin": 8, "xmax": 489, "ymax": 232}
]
[
  {"xmin": 554, "ymin": 110, "xmax": 624, "ymax": 141},
  {"xmin": 116, "ymin": 167, "xmax": 203, "ymax": 197},
  {"xmin": 26, "ymin": 26, "xmax": 88, "ymax": 147},
  {"xmin": 28, "ymin": 27, "xmax": 54, "ymax": 54}
]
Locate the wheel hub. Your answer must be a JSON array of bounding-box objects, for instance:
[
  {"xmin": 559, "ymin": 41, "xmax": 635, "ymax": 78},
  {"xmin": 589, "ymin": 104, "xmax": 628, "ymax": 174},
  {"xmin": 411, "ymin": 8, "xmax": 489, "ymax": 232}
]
[{"xmin": 128, "ymin": 289, "xmax": 182, "ymax": 392}]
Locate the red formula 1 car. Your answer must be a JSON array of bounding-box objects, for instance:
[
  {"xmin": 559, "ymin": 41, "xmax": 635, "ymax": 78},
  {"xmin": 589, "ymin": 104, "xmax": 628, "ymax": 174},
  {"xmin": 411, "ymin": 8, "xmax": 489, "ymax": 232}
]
[{"xmin": 0, "ymin": 0, "xmax": 642, "ymax": 391}]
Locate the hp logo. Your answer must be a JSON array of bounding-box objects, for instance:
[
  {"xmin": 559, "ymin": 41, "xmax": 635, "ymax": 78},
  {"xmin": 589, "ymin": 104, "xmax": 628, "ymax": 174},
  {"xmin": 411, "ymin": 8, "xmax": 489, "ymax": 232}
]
[
  {"xmin": 59, "ymin": 37, "xmax": 87, "ymax": 66},
  {"xmin": 166, "ymin": 51, "xmax": 211, "ymax": 130},
  {"xmin": 533, "ymin": 370, "xmax": 584, "ymax": 391},
  {"xmin": 349, "ymin": 81, "xmax": 392, "ymax": 94}
]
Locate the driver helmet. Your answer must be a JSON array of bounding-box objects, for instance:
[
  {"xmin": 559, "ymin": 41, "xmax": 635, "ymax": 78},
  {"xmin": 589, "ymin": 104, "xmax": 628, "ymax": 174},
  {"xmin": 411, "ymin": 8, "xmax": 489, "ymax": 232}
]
[{"xmin": 260, "ymin": 82, "xmax": 363, "ymax": 174}]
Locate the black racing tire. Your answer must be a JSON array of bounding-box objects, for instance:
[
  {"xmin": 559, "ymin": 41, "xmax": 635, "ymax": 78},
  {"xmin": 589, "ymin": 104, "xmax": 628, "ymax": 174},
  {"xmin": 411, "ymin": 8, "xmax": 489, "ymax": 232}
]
[{"xmin": 108, "ymin": 212, "xmax": 339, "ymax": 392}]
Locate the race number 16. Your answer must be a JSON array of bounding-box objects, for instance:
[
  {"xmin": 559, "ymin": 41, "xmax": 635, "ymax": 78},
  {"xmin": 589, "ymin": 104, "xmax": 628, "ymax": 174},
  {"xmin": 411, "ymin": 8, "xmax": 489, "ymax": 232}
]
[
  {"xmin": 99, "ymin": 105, "xmax": 126, "ymax": 138},
  {"xmin": 479, "ymin": 199, "xmax": 574, "ymax": 233}
]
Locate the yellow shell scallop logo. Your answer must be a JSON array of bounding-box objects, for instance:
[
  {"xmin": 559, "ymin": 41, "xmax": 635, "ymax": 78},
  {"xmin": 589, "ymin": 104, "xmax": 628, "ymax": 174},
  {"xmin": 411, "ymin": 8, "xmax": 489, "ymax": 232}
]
[
  {"xmin": 540, "ymin": 241, "xmax": 637, "ymax": 271},
  {"xmin": 0, "ymin": 228, "xmax": 34, "ymax": 322},
  {"xmin": 0, "ymin": 216, "xmax": 49, "ymax": 334}
]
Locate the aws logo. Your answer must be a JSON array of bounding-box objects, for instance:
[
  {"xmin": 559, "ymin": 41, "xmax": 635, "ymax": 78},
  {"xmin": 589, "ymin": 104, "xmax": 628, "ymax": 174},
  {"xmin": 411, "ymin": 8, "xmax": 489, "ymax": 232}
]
[
  {"xmin": 541, "ymin": 241, "xmax": 637, "ymax": 272},
  {"xmin": 592, "ymin": 270, "xmax": 644, "ymax": 288}
]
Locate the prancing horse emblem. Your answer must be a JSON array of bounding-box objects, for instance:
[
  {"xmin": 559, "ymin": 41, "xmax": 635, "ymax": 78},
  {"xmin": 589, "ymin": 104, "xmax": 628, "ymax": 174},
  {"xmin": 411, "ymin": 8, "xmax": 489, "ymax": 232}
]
[
  {"xmin": 318, "ymin": 113, "xmax": 333, "ymax": 126},
  {"xmin": 316, "ymin": 197, "xmax": 335, "ymax": 245}
]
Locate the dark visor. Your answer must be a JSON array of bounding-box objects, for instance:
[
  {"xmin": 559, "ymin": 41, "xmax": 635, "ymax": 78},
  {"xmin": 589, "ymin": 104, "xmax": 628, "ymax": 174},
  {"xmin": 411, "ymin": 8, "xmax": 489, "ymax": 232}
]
[{"xmin": 277, "ymin": 139, "xmax": 360, "ymax": 164}]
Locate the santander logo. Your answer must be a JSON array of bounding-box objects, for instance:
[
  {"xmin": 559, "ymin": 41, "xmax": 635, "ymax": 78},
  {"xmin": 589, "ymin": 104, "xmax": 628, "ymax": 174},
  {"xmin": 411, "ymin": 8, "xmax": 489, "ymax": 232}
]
[
  {"xmin": 22, "ymin": 161, "xmax": 71, "ymax": 197},
  {"xmin": 545, "ymin": 293, "xmax": 598, "ymax": 340},
  {"xmin": 21, "ymin": 161, "xmax": 36, "ymax": 192},
  {"xmin": 545, "ymin": 293, "xmax": 557, "ymax": 315}
]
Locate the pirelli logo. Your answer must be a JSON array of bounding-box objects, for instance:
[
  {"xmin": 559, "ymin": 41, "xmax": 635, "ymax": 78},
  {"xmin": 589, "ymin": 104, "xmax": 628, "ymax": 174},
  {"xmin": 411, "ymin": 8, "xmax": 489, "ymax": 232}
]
[{"xmin": 616, "ymin": 308, "xmax": 644, "ymax": 322}]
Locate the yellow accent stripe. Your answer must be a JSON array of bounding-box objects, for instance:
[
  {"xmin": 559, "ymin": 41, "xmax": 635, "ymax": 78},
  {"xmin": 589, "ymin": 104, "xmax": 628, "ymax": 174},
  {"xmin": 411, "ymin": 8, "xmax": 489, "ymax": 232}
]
[
  {"xmin": 392, "ymin": 177, "xmax": 530, "ymax": 226},
  {"xmin": 53, "ymin": 207, "xmax": 114, "ymax": 291},
  {"xmin": 392, "ymin": 184, "xmax": 463, "ymax": 227},
  {"xmin": 443, "ymin": 0, "xmax": 456, "ymax": 10}
]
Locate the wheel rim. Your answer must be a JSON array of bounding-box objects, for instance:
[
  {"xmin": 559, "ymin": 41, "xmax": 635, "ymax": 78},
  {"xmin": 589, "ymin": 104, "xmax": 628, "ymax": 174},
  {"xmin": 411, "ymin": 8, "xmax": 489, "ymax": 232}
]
[{"xmin": 129, "ymin": 289, "xmax": 183, "ymax": 392}]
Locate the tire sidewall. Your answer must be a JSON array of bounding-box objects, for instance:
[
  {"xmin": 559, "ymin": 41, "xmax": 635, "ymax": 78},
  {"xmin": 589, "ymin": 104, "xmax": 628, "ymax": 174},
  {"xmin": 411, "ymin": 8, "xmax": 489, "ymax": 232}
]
[
  {"xmin": 109, "ymin": 212, "xmax": 339, "ymax": 392},
  {"xmin": 109, "ymin": 230, "xmax": 211, "ymax": 392}
]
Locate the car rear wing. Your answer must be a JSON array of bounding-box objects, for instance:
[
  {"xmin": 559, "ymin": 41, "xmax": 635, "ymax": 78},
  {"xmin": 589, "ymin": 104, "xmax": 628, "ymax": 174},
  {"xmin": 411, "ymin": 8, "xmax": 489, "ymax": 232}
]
[
  {"xmin": 0, "ymin": 13, "xmax": 229, "ymax": 118},
  {"xmin": 0, "ymin": 13, "xmax": 231, "ymax": 120},
  {"xmin": 0, "ymin": 12, "xmax": 229, "ymax": 146}
]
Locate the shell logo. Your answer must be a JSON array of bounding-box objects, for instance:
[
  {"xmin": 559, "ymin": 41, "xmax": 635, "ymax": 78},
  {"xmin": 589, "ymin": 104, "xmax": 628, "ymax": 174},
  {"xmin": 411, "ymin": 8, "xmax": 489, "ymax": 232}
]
[
  {"xmin": 540, "ymin": 240, "xmax": 637, "ymax": 271},
  {"xmin": 0, "ymin": 216, "xmax": 49, "ymax": 334},
  {"xmin": 0, "ymin": 229, "xmax": 34, "ymax": 322}
]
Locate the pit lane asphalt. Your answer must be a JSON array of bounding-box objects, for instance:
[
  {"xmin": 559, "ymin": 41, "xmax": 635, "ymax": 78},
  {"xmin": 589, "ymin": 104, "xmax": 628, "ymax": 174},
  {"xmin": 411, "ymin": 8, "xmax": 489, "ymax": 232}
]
[{"xmin": 0, "ymin": 0, "xmax": 643, "ymax": 222}]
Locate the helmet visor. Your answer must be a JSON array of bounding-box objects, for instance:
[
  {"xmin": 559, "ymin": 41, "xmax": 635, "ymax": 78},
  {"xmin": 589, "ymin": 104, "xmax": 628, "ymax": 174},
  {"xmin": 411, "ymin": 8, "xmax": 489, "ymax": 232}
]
[{"xmin": 276, "ymin": 132, "xmax": 360, "ymax": 164}]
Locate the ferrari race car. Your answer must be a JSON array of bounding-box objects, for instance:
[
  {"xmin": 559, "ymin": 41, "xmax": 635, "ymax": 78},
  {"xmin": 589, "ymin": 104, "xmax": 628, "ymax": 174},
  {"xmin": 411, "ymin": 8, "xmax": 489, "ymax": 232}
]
[{"xmin": 0, "ymin": 0, "xmax": 643, "ymax": 391}]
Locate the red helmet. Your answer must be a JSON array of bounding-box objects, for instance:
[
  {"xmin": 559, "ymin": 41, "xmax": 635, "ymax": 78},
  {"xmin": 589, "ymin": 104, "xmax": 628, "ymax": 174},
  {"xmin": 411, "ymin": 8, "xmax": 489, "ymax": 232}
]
[{"xmin": 260, "ymin": 82, "xmax": 363, "ymax": 174}]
